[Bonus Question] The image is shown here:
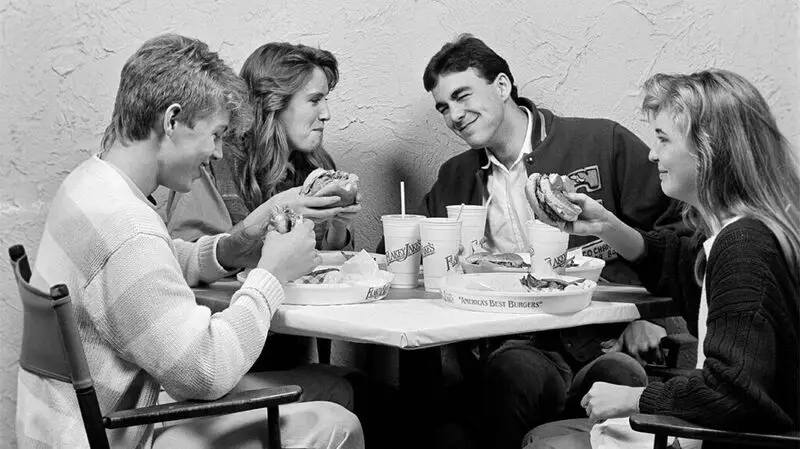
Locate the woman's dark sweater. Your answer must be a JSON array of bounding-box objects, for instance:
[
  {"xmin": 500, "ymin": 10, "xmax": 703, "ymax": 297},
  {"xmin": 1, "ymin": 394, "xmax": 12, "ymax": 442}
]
[{"xmin": 635, "ymin": 218, "xmax": 799, "ymax": 439}]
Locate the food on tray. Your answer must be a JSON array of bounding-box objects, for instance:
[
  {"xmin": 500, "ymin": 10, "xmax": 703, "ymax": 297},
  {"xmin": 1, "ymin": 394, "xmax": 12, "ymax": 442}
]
[
  {"xmin": 464, "ymin": 252, "xmax": 530, "ymax": 268},
  {"xmin": 291, "ymin": 250, "xmax": 383, "ymax": 285},
  {"xmin": 300, "ymin": 168, "xmax": 359, "ymax": 207},
  {"xmin": 525, "ymin": 173, "xmax": 582, "ymax": 229},
  {"xmin": 295, "ymin": 267, "xmax": 343, "ymax": 284},
  {"xmin": 519, "ymin": 273, "xmax": 591, "ymax": 292},
  {"xmin": 268, "ymin": 205, "xmax": 302, "ymax": 233}
]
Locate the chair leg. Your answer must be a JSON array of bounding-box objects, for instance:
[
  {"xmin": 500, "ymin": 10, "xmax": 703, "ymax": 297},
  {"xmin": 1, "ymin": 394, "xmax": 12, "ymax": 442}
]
[
  {"xmin": 268, "ymin": 405, "xmax": 281, "ymax": 449},
  {"xmin": 653, "ymin": 433, "xmax": 668, "ymax": 449}
]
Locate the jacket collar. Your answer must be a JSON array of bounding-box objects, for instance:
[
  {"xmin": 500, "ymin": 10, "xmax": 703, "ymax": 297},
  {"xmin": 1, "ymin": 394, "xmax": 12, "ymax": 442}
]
[{"xmin": 475, "ymin": 97, "xmax": 541, "ymax": 173}]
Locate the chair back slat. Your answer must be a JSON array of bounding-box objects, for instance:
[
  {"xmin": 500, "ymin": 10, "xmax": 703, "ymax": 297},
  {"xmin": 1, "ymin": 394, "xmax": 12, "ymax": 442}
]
[
  {"xmin": 12, "ymin": 251, "xmax": 72, "ymax": 383},
  {"xmin": 51, "ymin": 286, "xmax": 95, "ymax": 390}
]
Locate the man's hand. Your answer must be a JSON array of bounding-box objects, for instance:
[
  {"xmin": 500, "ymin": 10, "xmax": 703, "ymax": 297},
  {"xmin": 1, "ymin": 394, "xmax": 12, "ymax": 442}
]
[
  {"xmin": 581, "ymin": 382, "xmax": 644, "ymax": 425},
  {"xmin": 258, "ymin": 220, "xmax": 321, "ymax": 284},
  {"xmin": 602, "ymin": 320, "xmax": 667, "ymax": 365}
]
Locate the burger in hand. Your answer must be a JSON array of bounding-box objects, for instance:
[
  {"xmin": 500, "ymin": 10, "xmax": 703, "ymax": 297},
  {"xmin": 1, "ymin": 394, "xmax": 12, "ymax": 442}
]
[
  {"xmin": 525, "ymin": 173, "xmax": 582, "ymax": 230},
  {"xmin": 464, "ymin": 252, "xmax": 530, "ymax": 269},
  {"xmin": 268, "ymin": 205, "xmax": 302, "ymax": 234},
  {"xmin": 300, "ymin": 168, "xmax": 359, "ymax": 207}
]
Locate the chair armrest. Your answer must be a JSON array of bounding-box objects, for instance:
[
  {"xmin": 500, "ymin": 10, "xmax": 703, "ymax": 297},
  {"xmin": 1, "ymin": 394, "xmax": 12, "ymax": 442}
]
[
  {"xmin": 644, "ymin": 365, "xmax": 695, "ymax": 379},
  {"xmin": 630, "ymin": 414, "xmax": 800, "ymax": 448},
  {"xmin": 103, "ymin": 385, "xmax": 302, "ymax": 429},
  {"xmin": 660, "ymin": 333, "xmax": 697, "ymax": 368}
]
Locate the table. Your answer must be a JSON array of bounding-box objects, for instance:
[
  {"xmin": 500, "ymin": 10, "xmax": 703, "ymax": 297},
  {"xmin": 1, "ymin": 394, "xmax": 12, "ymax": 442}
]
[{"xmin": 193, "ymin": 279, "xmax": 676, "ymax": 349}]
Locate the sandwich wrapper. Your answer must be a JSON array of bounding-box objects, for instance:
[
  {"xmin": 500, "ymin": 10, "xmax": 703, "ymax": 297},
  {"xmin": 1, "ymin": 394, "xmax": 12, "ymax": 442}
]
[{"xmin": 280, "ymin": 250, "xmax": 394, "ymax": 305}]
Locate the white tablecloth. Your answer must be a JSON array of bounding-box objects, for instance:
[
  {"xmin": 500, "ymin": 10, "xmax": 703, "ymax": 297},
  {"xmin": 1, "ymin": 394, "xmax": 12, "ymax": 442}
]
[
  {"xmin": 271, "ymin": 286, "xmax": 645, "ymax": 349},
  {"xmin": 194, "ymin": 281, "xmax": 659, "ymax": 350}
]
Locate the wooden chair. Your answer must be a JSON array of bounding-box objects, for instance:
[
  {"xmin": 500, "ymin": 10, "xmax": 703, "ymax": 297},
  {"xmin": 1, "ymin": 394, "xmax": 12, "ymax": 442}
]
[
  {"xmin": 11, "ymin": 244, "xmax": 302, "ymax": 449},
  {"xmin": 629, "ymin": 334, "xmax": 800, "ymax": 449}
]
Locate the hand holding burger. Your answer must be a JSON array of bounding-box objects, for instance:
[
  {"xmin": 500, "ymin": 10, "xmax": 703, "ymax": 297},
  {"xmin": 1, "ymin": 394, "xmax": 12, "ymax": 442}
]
[
  {"xmin": 525, "ymin": 173, "xmax": 583, "ymax": 230},
  {"xmin": 300, "ymin": 168, "xmax": 360, "ymax": 207}
]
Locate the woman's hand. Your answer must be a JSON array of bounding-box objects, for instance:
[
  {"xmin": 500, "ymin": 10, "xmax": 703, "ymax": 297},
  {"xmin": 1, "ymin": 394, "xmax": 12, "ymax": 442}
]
[
  {"xmin": 564, "ymin": 192, "xmax": 647, "ymax": 261},
  {"xmin": 257, "ymin": 220, "xmax": 321, "ymax": 284},
  {"xmin": 581, "ymin": 382, "xmax": 645, "ymax": 425},
  {"xmin": 269, "ymin": 187, "xmax": 351, "ymax": 223},
  {"xmin": 563, "ymin": 192, "xmax": 613, "ymax": 236},
  {"xmin": 323, "ymin": 203, "xmax": 362, "ymax": 249}
]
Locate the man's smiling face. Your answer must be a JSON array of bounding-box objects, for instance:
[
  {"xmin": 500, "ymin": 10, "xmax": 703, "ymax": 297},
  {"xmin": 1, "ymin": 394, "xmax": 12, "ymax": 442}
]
[{"xmin": 431, "ymin": 68, "xmax": 506, "ymax": 148}]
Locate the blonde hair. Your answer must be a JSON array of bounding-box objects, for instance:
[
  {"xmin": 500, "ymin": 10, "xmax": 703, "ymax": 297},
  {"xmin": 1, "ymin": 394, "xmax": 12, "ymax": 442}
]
[
  {"xmin": 102, "ymin": 34, "xmax": 251, "ymax": 150},
  {"xmin": 226, "ymin": 42, "xmax": 337, "ymax": 210},
  {"xmin": 642, "ymin": 69, "xmax": 800, "ymax": 285}
]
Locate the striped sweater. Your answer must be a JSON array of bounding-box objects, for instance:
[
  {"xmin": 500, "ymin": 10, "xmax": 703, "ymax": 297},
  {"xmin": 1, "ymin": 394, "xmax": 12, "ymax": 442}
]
[{"xmin": 17, "ymin": 155, "xmax": 284, "ymax": 448}]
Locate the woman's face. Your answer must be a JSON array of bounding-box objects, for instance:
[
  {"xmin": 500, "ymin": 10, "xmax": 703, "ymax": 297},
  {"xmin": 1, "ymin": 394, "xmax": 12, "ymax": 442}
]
[
  {"xmin": 648, "ymin": 110, "xmax": 699, "ymax": 207},
  {"xmin": 278, "ymin": 66, "xmax": 331, "ymax": 153}
]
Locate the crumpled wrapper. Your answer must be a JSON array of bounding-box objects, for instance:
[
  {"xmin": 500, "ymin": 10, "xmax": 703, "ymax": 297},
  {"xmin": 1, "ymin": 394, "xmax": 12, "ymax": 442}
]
[{"xmin": 340, "ymin": 250, "xmax": 381, "ymax": 282}]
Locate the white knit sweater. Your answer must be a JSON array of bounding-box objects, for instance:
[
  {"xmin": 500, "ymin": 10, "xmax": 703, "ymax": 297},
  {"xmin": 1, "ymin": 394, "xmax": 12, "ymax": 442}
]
[{"xmin": 16, "ymin": 156, "xmax": 284, "ymax": 448}]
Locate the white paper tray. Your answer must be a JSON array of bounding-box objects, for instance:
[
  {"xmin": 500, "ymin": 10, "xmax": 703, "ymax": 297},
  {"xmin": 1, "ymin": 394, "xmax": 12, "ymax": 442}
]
[
  {"xmin": 238, "ymin": 269, "xmax": 394, "ymax": 305},
  {"xmin": 440, "ymin": 273, "xmax": 596, "ymax": 314}
]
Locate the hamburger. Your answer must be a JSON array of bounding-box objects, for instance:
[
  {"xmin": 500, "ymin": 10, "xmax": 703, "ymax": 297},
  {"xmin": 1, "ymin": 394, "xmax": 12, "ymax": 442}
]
[
  {"xmin": 525, "ymin": 173, "xmax": 582, "ymax": 229},
  {"xmin": 464, "ymin": 252, "xmax": 529, "ymax": 269},
  {"xmin": 300, "ymin": 168, "xmax": 359, "ymax": 207},
  {"xmin": 268, "ymin": 205, "xmax": 302, "ymax": 233}
]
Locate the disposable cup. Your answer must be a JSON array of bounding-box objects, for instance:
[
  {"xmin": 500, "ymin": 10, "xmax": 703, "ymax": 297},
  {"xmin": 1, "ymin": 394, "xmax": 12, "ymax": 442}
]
[
  {"xmin": 446, "ymin": 205, "xmax": 488, "ymax": 257},
  {"xmin": 526, "ymin": 219, "xmax": 570, "ymax": 276},
  {"xmin": 420, "ymin": 218, "xmax": 462, "ymax": 292},
  {"xmin": 381, "ymin": 214, "xmax": 425, "ymax": 288}
]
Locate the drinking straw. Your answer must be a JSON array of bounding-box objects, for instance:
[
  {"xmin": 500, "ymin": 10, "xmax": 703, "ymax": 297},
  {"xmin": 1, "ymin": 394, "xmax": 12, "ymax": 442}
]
[
  {"xmin": 400, "ymin": 181, "xmax": 406, "ymax": 216},
  {"xmin": 456, "ymin": 203, "xmax": 465, "ymax": 221}
]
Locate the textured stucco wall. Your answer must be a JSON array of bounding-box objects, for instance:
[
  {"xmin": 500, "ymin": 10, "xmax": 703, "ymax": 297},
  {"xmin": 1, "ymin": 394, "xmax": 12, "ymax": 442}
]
[{"xmin": 1, "ymin": 0, "xmax": 798, "ymax": 444}]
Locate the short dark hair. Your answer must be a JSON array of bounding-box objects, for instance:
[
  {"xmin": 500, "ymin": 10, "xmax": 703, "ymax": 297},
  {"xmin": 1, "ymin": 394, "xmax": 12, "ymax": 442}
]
[
  {"xmin": 101, "ymin": 34, "xmax": 251, "ymax": 150},
  {"xmin": 422, "ymin": 34, "xmax": 518, "ymax": 101}
]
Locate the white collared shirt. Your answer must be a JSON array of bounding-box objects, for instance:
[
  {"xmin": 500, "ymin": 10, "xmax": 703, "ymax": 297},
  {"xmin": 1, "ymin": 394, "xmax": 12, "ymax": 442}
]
[{"xmin": 484, "ymin": 106, "xmax": 545, "ymax": 253}]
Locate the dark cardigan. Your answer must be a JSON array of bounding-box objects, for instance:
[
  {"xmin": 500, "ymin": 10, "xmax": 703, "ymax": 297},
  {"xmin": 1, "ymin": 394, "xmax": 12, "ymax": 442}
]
[{"xmin": 635, "ymin": 218, "xmax": 799, "ymax": 444}]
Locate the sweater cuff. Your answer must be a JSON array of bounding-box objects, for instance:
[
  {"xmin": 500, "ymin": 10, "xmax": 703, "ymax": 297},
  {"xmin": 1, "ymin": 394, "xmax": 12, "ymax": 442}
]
[
  {"xmin": 638, "ymin": 382, "xmax": 668, "ymax": 414},
  {"xmin": 197, "ymin": 234, "xmax": 237, "ymax": 282},
  {"xmin": 235, "ymin": 268, "xmax": 285, "ymax": 318}
]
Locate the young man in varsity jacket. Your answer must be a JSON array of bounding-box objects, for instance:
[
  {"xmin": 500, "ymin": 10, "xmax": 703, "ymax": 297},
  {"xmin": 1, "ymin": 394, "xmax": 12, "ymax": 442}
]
[{"xmin": 412, "ymin": 34, "xmax": 687, "ymax": 449}]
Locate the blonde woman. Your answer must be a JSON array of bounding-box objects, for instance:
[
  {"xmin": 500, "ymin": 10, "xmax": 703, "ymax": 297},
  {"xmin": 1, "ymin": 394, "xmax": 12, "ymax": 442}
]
[{"xmin": 525, "ymin": 69, "xmax": 800, "ymax": 449}]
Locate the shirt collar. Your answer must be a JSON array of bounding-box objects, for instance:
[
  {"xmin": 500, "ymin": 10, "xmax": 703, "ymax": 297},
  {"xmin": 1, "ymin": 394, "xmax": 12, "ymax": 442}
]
[{"xmin": 485, "ymin": 105, "xmax": 534, "ymax": 171}]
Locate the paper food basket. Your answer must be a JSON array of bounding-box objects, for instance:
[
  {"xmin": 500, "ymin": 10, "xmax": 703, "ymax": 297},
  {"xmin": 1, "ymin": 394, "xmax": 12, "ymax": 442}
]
[
  {"xmin": 439, "ymin": 273, "xmax": 596, "ymax": 314},
  {"xmin": 238, "ymin": 269, "xmax": 394, "ymax": 305}
]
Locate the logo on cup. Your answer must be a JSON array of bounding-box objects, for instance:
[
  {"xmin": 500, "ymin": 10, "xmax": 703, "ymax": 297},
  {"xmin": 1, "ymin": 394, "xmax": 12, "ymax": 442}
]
[
  {"xmin": 445, "ymin": 254, "xmax": 459, "ymax": 271},
  {"xmin": 544, "ymin": 252, "xmax": 568, "ymax": 270},
  {"xmin": 386, "ymin": 240, "xmax": 422, "ymax": 265},
  {"xmin": 421, "ymin": 242, "xmax": 436, "ymax": 258}
]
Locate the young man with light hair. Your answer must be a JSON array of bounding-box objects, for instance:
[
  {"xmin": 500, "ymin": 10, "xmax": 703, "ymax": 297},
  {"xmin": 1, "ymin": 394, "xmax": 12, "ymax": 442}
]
[{"xmin": 17, "ymin": 33, "xmax": 363, "ymax": 449}]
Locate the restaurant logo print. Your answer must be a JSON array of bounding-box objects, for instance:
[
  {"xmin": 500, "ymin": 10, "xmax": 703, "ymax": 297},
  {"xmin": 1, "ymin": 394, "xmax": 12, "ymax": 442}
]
[
  {"xmin": 421, "ymin": 242, "xmax": 459, "ymax": 271},
  {"xmin": 386, "ymin": 240, "xmax": 423, "ymax": 265}
]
